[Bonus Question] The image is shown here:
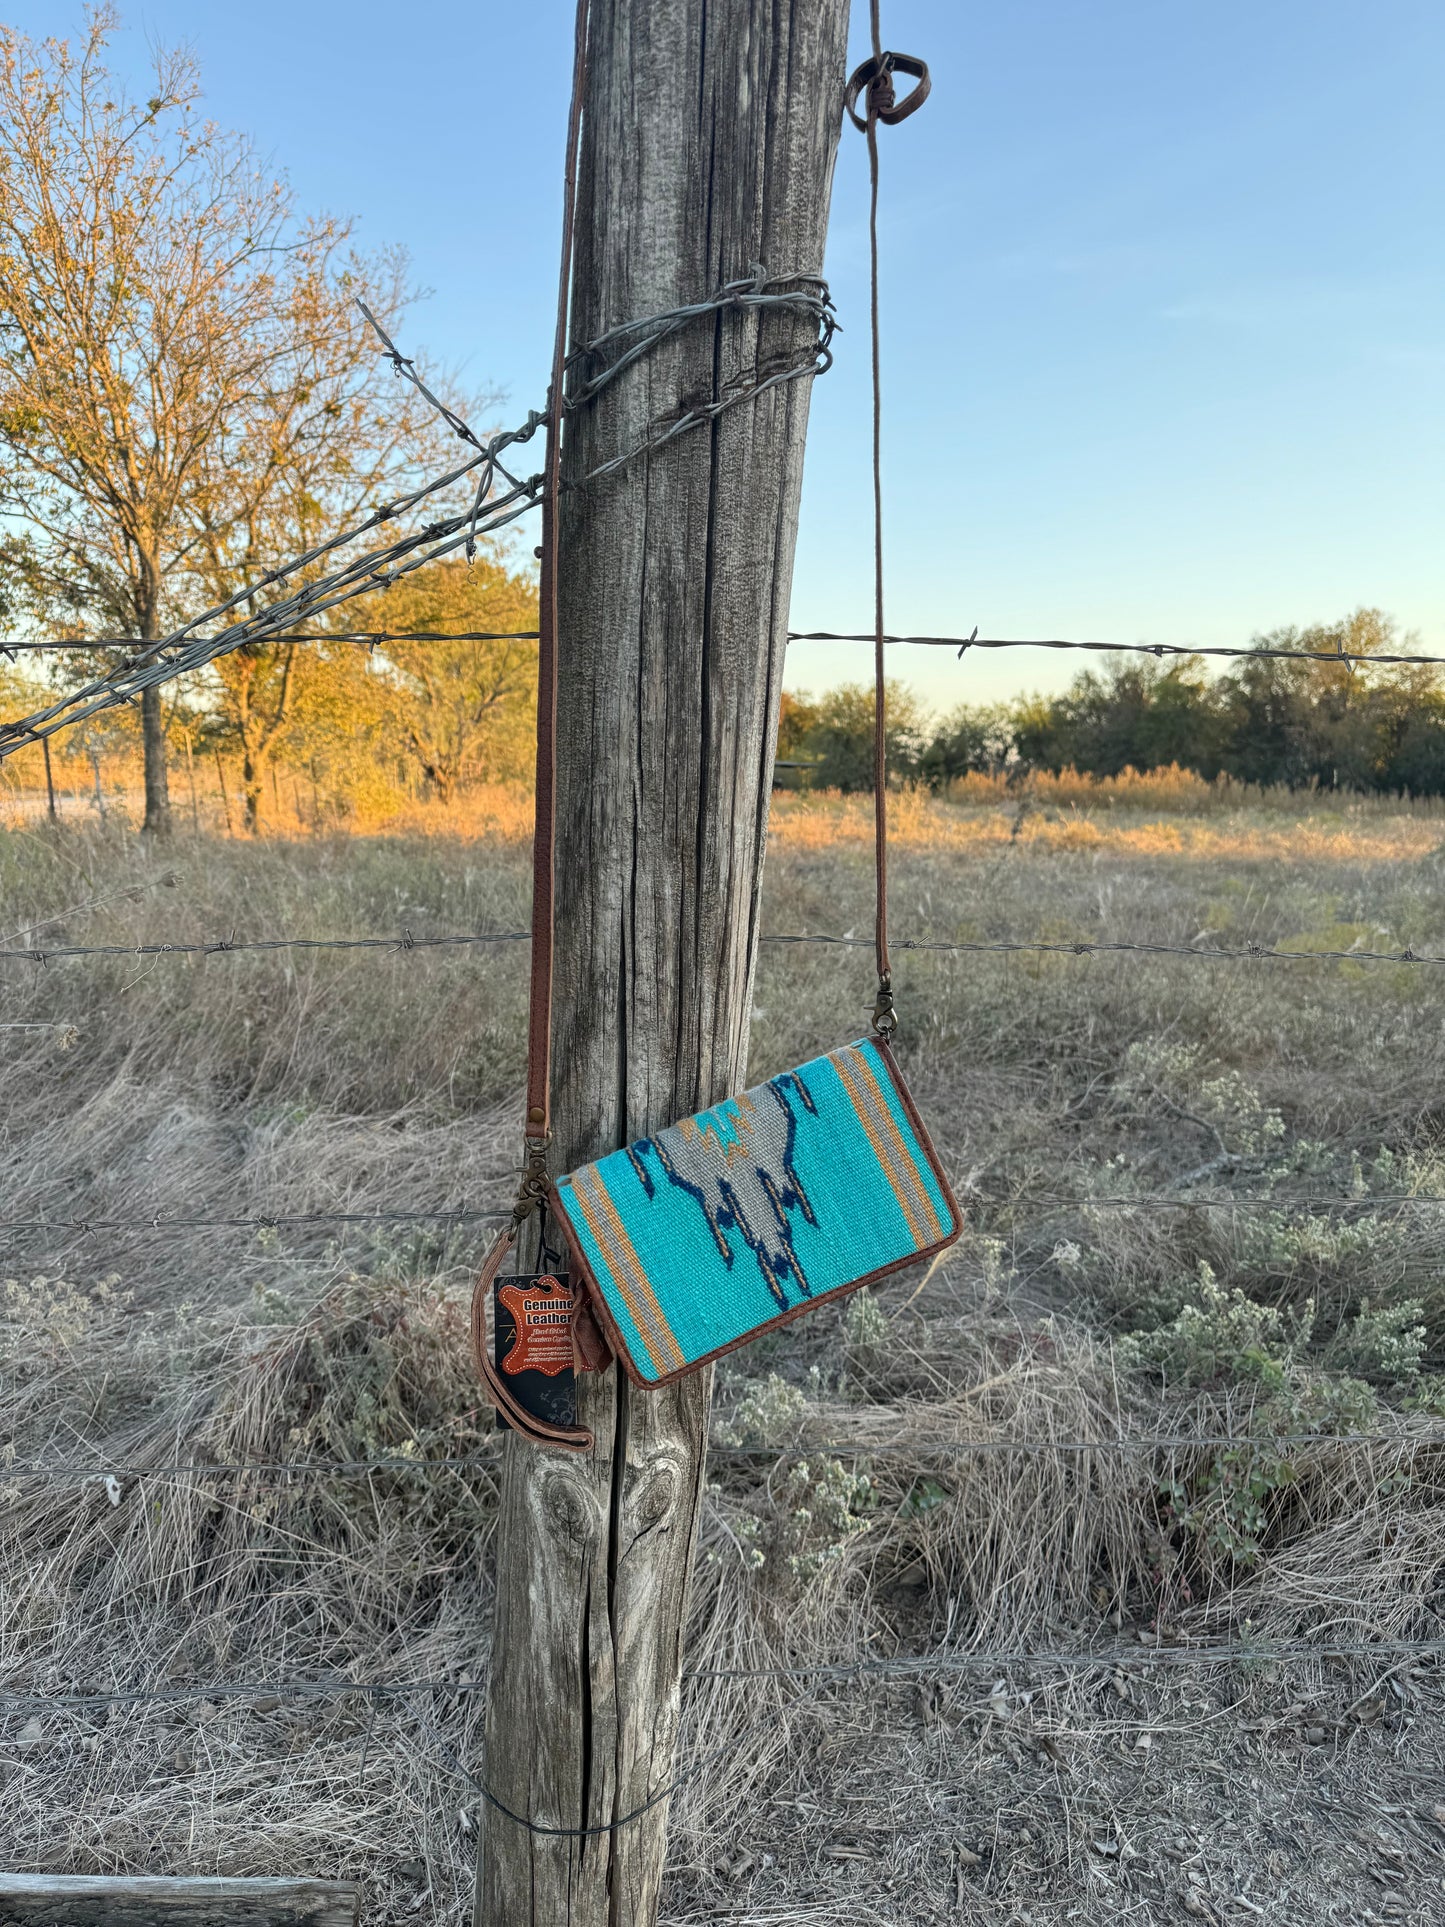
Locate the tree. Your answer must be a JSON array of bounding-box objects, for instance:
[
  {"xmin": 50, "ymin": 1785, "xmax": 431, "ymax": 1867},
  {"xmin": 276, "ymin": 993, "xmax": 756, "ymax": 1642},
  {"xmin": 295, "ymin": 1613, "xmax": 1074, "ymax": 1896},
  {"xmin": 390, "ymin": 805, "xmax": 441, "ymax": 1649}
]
[
  {"xmin": 0, "ymin": 655, "xmax": 46, "ymax": 801},
  {"xmin": 920, "ymin": 700, "xmax": 1017, "ymax": 787},
  {"xmin": 207, "ymin": 637, "xmax": 390, "ymax": 831},
  {"xmin": 0, "ymin": 7, "xmax": 456, "ymax": 832},
  {"xmin": 1371, "ymin": 666, "xmax": 1445, "ymax": 796},
  {"xmin": 997, "ymin": 609, "xmax": 1445, "ymax": 799},
  {"xmin": 789, "ymin": 678, "xmax": 929, "ymax": 790},
  {"xmin": 1219, "ymin": 608, "xmax": 1404, "ymax": 792},
  {"xmin": 1012, "ymin": 656, "xmax": 1221, "ymax": 778},
  {"xmin": 352, "ymin": 555, "xmax": 538, "ymax": 801},
  {"xmin": 773, "ymin": 686, "xmax": 819, "ymax": 783}
]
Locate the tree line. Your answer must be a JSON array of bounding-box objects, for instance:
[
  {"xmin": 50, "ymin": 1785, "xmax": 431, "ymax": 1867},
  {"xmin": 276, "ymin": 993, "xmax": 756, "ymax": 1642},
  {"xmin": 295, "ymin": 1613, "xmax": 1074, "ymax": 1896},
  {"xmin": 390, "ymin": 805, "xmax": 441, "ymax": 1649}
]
[
  {"xmin": 0, "ymin": 554, "xmax": 538, "ymax": 829},
  {"xmin": 780, "ymin": 609, "xmax": 1445, "ymax": 799},
  {"xmin": 2, "ymin": 18, "xmax": 1434, "ymax": 830}
]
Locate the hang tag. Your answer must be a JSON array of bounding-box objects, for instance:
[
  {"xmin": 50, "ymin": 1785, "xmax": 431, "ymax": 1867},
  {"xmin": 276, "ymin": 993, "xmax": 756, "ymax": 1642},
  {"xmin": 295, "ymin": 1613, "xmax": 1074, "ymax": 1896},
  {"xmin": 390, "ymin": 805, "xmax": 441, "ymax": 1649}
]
[{"xmin": 494, "ymin": 1273, "xmax": 578, "ymax": 1431}]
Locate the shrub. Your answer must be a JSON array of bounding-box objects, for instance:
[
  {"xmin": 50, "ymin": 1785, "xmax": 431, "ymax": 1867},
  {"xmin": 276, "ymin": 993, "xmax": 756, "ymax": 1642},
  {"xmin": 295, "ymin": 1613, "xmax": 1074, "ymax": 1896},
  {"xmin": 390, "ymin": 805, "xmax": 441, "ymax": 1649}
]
[
  {"xmin": 1118, "ymin": 1262, "xmax": 1313, "ymax": 1390},
  {"xmin": 1325, "ymin": 1298, "xmax": 1428, "ymax": 1381}
]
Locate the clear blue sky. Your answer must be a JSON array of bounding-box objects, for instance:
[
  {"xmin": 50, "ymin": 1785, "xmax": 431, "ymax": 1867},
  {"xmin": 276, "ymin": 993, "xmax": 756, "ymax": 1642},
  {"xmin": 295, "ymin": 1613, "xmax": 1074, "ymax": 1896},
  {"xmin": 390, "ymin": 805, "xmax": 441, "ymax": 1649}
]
[{"xmin": 18, "ymin": 2, "xmax": 1444, "ymax": 709}]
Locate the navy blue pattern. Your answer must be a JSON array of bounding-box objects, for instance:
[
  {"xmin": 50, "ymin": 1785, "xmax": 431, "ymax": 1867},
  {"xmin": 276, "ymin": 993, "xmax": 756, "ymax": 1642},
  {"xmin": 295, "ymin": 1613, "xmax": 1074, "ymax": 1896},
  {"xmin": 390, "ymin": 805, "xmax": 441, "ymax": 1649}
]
[{"xmin": 624, "ymin": 1070, "xmax": 820, "ymax": 1309}]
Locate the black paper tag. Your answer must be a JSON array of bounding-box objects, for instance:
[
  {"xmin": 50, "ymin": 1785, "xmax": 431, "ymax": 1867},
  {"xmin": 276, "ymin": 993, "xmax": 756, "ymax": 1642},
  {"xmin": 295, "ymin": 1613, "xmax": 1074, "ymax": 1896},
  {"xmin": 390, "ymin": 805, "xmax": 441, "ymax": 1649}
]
[{"xmin": 493, "ymin": 1272, "xmax": 578, "ymax": 1431}]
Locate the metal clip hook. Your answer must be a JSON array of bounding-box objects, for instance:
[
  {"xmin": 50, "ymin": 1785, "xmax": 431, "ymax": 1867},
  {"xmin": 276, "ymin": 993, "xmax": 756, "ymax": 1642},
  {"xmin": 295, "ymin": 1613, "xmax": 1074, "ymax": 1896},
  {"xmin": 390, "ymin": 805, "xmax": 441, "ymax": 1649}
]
[
  {"xmin": 512, "ymin": 1134, "xmax": 553, "ymax": 1225},
  {"xmin": 871, "ymin": 973, "xmax": 898, "ymax": 1038}
]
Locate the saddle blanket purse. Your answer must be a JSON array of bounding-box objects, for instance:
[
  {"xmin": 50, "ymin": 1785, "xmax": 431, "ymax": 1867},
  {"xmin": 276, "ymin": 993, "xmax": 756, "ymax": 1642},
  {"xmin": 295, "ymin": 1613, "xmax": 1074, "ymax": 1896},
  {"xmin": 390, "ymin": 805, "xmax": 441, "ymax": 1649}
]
[
  {"xmin": 477, "ymin": 81, "xmax": 957, "ymax": 1444},
  {"xmin": 550, "ymin": 1033, "xmax": 958, "ymax": 1386}
]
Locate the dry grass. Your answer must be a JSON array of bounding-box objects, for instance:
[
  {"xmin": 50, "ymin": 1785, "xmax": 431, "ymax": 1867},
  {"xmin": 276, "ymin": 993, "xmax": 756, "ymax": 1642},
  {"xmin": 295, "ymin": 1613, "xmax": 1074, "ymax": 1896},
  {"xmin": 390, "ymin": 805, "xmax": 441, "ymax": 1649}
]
[{"xmin": 3, "ymin": 786, "xmax": 1444, "ymax": 1921}]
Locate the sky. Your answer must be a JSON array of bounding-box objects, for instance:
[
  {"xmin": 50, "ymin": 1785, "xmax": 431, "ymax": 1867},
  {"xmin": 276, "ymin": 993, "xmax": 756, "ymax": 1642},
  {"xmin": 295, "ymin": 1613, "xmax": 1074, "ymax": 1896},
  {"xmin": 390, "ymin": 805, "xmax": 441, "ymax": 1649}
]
[{"xmin": 14, "ymin": 1, "xmax": 1444, "ymax": 710}]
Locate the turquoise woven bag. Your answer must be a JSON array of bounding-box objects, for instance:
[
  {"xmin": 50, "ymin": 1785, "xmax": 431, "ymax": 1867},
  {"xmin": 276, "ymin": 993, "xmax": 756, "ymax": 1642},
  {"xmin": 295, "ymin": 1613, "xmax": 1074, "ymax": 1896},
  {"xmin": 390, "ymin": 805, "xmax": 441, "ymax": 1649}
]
[
  {"xmin": 551, "ymin": 1035, "xmax": 958, "ymax": 1385},
  {"xmin": 473, "ymin": 81, "xmax": 956, "ymax": 1441}
]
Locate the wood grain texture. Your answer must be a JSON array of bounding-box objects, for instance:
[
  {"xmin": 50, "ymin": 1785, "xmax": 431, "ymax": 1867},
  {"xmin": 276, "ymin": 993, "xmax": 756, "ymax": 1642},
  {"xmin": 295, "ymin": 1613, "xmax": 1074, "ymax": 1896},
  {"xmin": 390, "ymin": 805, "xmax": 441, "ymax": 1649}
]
[
  {"xmin": 0, "ymin": 1874, "xmax": 359, "ymax": 1926},
  {"xmin": 474, "ymin": 3, "xmax": 849, "ymax": 1923}
]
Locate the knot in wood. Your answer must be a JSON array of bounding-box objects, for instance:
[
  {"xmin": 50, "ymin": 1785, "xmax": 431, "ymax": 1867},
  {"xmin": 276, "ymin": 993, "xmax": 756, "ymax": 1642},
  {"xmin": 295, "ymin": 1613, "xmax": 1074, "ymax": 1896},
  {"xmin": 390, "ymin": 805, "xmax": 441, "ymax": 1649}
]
[
  {"xmin": 628, "ymin": 1461, "xmax": 680, "ymax": 1535},
  {"xmin": 539, "ymin": 1466, "xmax": 598, "ymax": 1546}
]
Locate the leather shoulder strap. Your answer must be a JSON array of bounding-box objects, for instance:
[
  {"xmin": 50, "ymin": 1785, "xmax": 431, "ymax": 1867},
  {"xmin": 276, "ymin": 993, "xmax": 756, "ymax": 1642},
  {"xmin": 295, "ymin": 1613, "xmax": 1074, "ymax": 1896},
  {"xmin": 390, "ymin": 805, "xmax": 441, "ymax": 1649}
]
[
  {"xmin": 852, "ymin": 8, "xmax": 929, "ymax": 1042},
  {"xmin": 525, "ymin": 0, "xmax": 589, "ymax": 1147}
]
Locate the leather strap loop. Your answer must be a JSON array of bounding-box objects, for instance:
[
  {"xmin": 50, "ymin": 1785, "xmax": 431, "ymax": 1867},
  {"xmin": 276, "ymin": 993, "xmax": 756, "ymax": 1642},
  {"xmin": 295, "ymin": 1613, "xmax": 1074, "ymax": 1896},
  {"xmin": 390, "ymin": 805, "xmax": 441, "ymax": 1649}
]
[
  {"xmin": 475, "ymin": 4, "xmax": 591, "ymax": 1430},
  {"xmin": 843, "ymin": 50, "xmax": 931, "ymax": 133}
]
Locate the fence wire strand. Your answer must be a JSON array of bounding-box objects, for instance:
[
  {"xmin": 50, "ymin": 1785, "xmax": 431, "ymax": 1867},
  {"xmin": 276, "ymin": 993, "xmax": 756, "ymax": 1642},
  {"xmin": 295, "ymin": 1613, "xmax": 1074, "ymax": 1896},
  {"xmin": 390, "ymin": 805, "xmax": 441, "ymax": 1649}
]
[
  {"xmin": 3, "ymin": 1189, "xmax": 1445, "ymax": 1243},
  {"xmin": 3, "ymin": 1428, "xmax": 1441, "ymax": 1485},
  {"xmin": 4, "ymin": 630, "xmax": 545, "ymax": 653},
  {"xmin": 5, "ymin": 928, "xmax": 1444, "ymax": 970},
  {"xmin": 0, "ymin": 929, "xmax": 528, "ymax": 965},
  {"xmin": 788, "ymin": 630, "xmax": 1445, "ymax": 670},
  {"xmin": 767, "ymin": 931, "xmax": 1445, "ymax": 967},
  {"xmin": 12, "ymin": 626, "xmax": 1445, "ymax": 669},
  {"xmin": 0, "ymin": 1206, "xmax": 506, "ymax": 1235},
  {"xmin": 2, "ymin": 1638, "xmax": 1439, "ymax": 1718}
]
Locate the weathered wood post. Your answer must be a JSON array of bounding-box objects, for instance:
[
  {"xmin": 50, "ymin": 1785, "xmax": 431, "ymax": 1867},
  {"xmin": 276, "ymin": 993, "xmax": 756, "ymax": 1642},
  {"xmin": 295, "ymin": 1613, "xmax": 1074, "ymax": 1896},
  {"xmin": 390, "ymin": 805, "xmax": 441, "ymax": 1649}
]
[{"xmin": 476, "ymin": 3, "xmax": 850, "ymax": 1923}]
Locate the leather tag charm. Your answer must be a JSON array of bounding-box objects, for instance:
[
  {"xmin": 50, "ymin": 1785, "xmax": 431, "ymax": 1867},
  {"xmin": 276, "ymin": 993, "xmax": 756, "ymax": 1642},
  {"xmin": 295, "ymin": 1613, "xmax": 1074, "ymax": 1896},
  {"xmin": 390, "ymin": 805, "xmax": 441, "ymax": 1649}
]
[
  {"xmin": 493, "ymin": 1273, "xmax": 580, "ymax": 1433},
  {"xmin": 498, "ymin": 1274, "xmax": 576, "ymax": 1376}
]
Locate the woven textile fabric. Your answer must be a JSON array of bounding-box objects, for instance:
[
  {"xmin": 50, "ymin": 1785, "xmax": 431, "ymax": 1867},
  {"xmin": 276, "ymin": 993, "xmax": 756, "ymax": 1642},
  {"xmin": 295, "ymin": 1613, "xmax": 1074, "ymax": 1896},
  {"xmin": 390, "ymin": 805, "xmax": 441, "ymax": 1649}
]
[{"xmin": 553, "ymin": 1037, "xmax": 957, "ymax": 1384}]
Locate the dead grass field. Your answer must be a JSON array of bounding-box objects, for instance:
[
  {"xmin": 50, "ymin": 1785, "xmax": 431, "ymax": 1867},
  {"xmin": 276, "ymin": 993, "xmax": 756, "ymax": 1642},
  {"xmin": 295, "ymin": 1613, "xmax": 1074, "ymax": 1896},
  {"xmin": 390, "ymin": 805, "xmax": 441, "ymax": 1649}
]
[{"xmin": 2, "ymin": 776, "xmax": 1444, "ymax": 1923}]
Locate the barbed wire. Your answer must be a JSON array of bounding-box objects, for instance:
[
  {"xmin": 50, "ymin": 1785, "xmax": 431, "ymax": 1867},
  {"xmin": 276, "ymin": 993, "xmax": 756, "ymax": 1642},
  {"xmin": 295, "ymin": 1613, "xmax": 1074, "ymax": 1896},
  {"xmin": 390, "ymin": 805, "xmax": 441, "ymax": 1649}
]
[
  {"xmin": 0, "ymin": 1205, "xmax": 506, "ymax": 1236},
  {"xmin": 1, "ymin": 630, "xmax": 544, "ymax": 655},
  {"xmin": 0, "ymin": 928, "xmax": 528, "ymax": 965},
  {"xmin": 357, "ymin": 303, "xmax": 526, "ymax": 564},
  {"xmin": 421, "ymin": 1698, "xmax": 769, "ymax": 1841},
  {"xmin": 12, "ymin": 627, "xmax": 1445, "ymax": 670},
  {"xmin": 563, "ymin": 270, "xmax": 835, "ymax": 480},
  {"xmin": 789, "ymin": 630, "xmax": 1445, "ymax": 671},
  {"xmin": 0, "ymin": 1453, "xmax": 505, "ymax": 1484},
  {"xmin": 4, "ymin": 927, "xmax": 1442, "ymax": 970},
  {"xmin": 0, "ymin": 274, "xmax": 834, "ymax": 755},
  {"xmin": 686, "ymin": 1636, "xmax": 1445, "ymax": 1684},
  {"xmin": 4, "ymin": 1181, "xmax": 1445, "ymax": 1243},
  {"xmin": 0, "ymin": 458, "xmax": 543, "ymax": 759},
  {"xmin": 0, "ymin": 327, "xmax": 547, "ymax": 752},
  {"xmin": 2, "ymin": 1636, "xmax": 1439, "ymax": 1717},
  {"xmin": 767, "ymin": 931, "xmax": 1445, "ymax": 967},
  {"xmin": 981, "ymin": 1190, "xmax": 1445, "ymax": 1209},
  {"xmin": 712, "ymin": 1431, "xmax": 1445, "ymax": 1461},
  {"xmin": 4, "ymin": 1428, "xmax": 1440, "ymax": 1485}
]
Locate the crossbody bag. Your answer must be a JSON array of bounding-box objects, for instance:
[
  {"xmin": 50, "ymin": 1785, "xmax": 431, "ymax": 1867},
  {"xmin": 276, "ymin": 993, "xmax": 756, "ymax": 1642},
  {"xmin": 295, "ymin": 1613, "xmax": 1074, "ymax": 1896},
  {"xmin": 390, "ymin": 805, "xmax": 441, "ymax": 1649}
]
[{"xmin": 472, "ymin": 37, "xmax": 954, "ymax": 1451}]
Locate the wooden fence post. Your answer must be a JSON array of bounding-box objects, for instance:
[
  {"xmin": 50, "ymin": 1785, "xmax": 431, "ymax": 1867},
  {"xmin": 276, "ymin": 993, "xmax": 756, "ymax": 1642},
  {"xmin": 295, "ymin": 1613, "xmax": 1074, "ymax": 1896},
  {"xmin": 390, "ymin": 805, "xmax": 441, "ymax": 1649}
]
[{"xmin": 475, "ymin": 3, "xmax": 849, "ymax": 1923}]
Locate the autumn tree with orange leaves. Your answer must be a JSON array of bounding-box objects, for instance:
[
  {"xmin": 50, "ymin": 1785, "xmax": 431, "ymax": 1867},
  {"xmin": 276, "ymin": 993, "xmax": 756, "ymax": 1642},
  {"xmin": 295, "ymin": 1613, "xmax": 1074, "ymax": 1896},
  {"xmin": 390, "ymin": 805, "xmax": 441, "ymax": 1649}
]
[{"xmin": 0, "ymin": 6, "xmax": 468, "ymax": 832}]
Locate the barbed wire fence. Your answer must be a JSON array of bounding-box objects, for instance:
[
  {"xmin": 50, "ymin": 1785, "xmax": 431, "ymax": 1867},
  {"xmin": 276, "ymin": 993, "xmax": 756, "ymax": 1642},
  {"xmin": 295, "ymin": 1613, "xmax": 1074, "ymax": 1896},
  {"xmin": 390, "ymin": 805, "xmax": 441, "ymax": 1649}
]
[
  {"xmin": 3, "ymin": 1636, "xmax": 1442, "ymax": 1718},
  {"xmin": 6, "ymin": 927, "xmax": 1445, "ymax": 969},
  {"xmin": 4, "ymin": 1428, "xmax": 1444, "ymax": 1485},
  {"xmin": 3, "ymin": 303, "xmax": 1444, "ymax": 1865},
  {"xmin": 0, "ymin": 275, "xmax": 833, "ymax": 759},
  {"xmin": 11, "ymin": 627, "xmax": 1445, "ymax": 670},
  {"xmin": 5, "ymin": 844, "xmax": 1444, "ymax": 1737}
]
